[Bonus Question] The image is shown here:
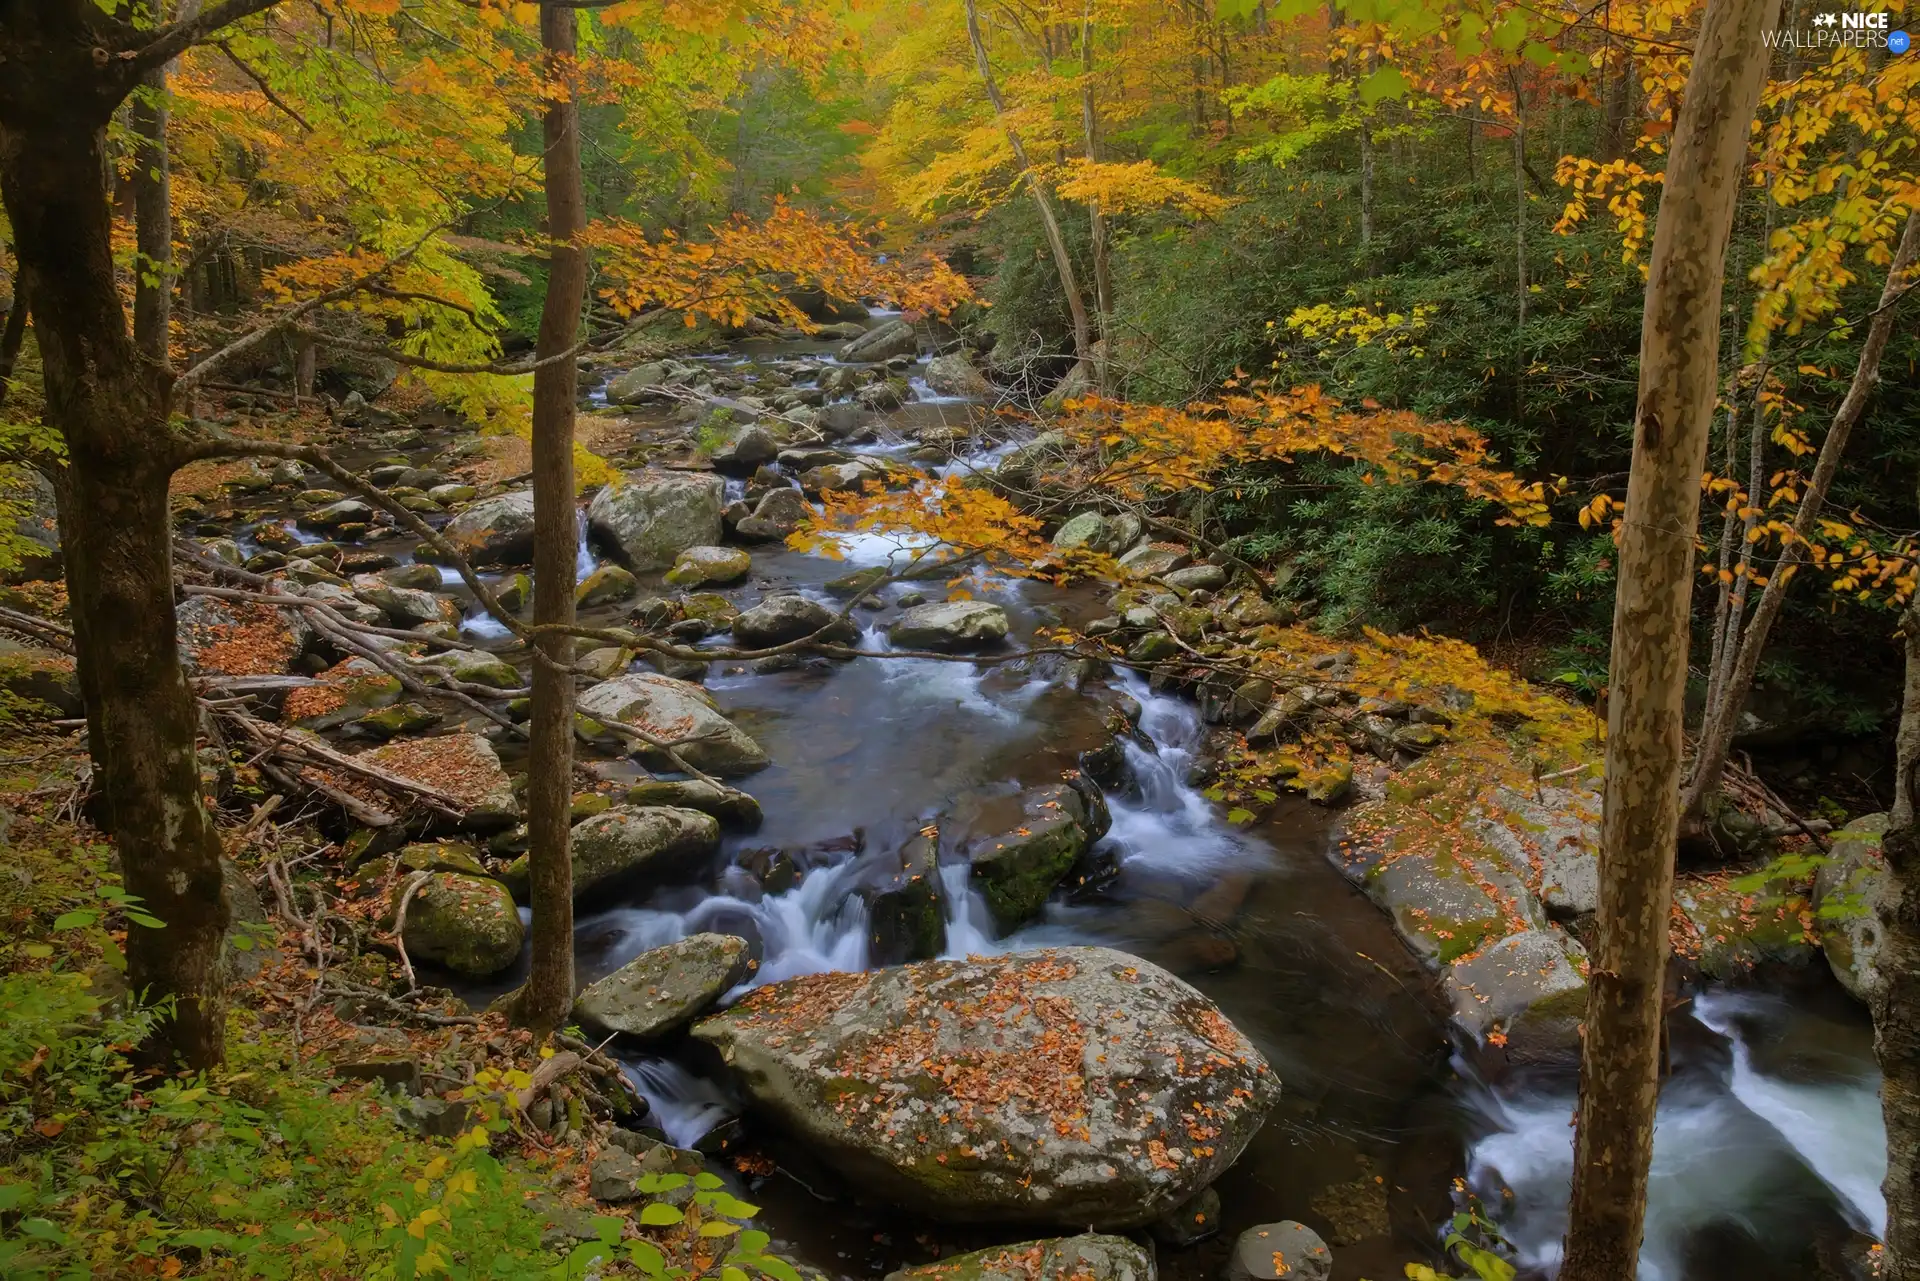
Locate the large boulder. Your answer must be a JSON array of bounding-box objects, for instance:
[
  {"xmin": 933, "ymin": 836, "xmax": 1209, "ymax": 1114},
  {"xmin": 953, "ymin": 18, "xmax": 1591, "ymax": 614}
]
[
  {"xmin": 606, "ymin": 361, "xmax": 670, "ymax": 403},
  {"xmin": 2, "ymin": 466, "xmax": 61, "ymax": 582},
  {"xmin": 1676, "ymin": 870, "xmax": 1817, "ymax": 979},
  {"xmin": 1814, "ymin": 813, "xmax": 1891, "ymax": 1002},
  {"xmin": 1117, "ymin": 543, "xmax": 1191, "ymax": 580},
  {"xmin": 693, "ymin": 947, "xmax": 1279, "ymax": 1229},
  {"xmin": 1051, "ymin": 511, "xmax": 1127, "ymax": 556},
  {"xmin": 0, "ymin": 640, "xmax": 81, "ymax": 717},
  {"xmin": 967, "ymin": 785, "xmax": 1095, "ymax": 929},
  {"xmin": 587, "ymin": 471, "xmax": 726, "ymax": 572},
  {"xmin": 838, "ymin": 319, "xmax": 918, "ymax": 363},
  {"xmin": 624, "ymin": 777, "xmax": 763, "ymax": 830},
  {"xmin": 865, "ymin": 832, "xmax": 946, "ymax": 966},
  {"xmin": 573, "ymin": 933, "xmax": 753, "ymax": 1039},
  {"xmin": 888, "ymin": 601, "xmax": 1010, "ymax": 653},
  {"xmin": 884, "ymin": 1235, "xmax": 1154, "ymax": 1281},
  {"xmin": 576, "ymin": 672, "xmax": 770, "ymax": 777},
  {"xmin": 731, "ymin": 594, "xmax": 857, "ymax": 649},
  {"xmin": 394, "ymin": 872, "xmax": 523, "ymax": 976},
  {"xmin": 354, "ymin": 581, "xmax": 456, "ymax": 629},
  {"xmin": 444, "ymin": 490, "xmax": 537, "ymax": 566},
  {"xmin": 567, "ymin": 804, "xmax": 720, "ymax": 899},
  {"xmin": 924, "ymin": 352, "xmax": 993, "ymax": 399}
]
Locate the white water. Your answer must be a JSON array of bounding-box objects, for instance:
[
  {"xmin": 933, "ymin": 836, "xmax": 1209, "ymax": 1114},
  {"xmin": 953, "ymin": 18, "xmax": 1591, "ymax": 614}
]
[{"xmin": 1467, "ymin": 990, "xmax": 1885, "ymax": 1276}]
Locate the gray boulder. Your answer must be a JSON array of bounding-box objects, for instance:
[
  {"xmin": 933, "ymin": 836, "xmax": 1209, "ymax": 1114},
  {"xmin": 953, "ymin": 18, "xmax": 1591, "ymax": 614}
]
[
  {"xmin": 566, "ymin": 805, "xmax": 721, "ymax": 899},
  {"xmin": 709, "ymin": 424, "xmax": 780, "ymax": 474},
  {"xmin": 362, "ymin": 733, "xmax": 520, "ymax": 829},
  {"xmin": 1444, "ymin": 929, "xmax": 1589, "ymax": 1063},
  {"xmin": 1118, "ymin": 543, "xmax": 1191, "ymax": 580},
  {"xmin": 587, "ymin": 471, "xmax": 726, "ymax": 572},
  {"xmin": 885, "ymin": 1235, "xmax": 1154, "ymax": 1281},
  {"xmin": 838, "ymin": 318, "xmax": 918, "ymax": 363},
  {"xmin": 888, "ymin": 600, "xmax": 1010, "ymax": 652},
  {"xmin": 625, "ymin": 777, "xmax": 763, "ymax": 830},
  {"xmin": 298, "ymin": 499, "xmax": 376, "ymax": 531},
  {"xmin": 574, "ymin": 933, "xmax": 753, "ymax": 1039},
  {"xmin": 924, "ymin": 352, "xmax": 993, "ymax": 399},
  {"xmin": 694, "ymin": 947, "xmax": 1278, "ymax": 1229},
  {"xmin": 1814, "ymin": 813, "xmax": 1891, "ymax": 1002},
  {"xmin": 355, "ymin": 582, "xmax": 454, "ymax": 629},
  {"xmin": 732, "ymin": 594, "xmax": 857, "ymax": 649},
  {"xmin": 1469, "ymin": 785, "xmax": 1601, "ymax": 919},
  {"xmin": 444, "ymin": 490, "xmax": 537, "ymax": 566},
  {"xmin": 1052, "ymin": 511, "xmax": 1126, "ymax": 556},
  {"xmin": 176, "ymin": 594, "xmax": 315, "ymax": 676},
  {"xmin": 286, "ymin": 658, "xmax": 403, "ymax": 731},
  {"xmin": 734, "ymin": 486, "xmax": 810, "ymax": 543},
  {"xmin": 576, "ymin": 672, "xmax": 770, "ymax": 776},
  {"xmin": 606, "ymin": 361, "xmax": 669, "ymax": 403}
]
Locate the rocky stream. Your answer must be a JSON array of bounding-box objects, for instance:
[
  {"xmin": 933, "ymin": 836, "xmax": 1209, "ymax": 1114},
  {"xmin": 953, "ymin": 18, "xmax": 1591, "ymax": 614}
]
[{"xmin": 23, "ymin": 311, "xmax": 1891, "ymax": 1280}]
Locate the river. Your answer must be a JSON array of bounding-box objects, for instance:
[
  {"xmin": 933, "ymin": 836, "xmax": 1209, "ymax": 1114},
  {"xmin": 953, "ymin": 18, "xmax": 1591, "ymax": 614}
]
[{"xmin": 248, "ymin": 321, "xmax": 1891, "ymax": 1279}]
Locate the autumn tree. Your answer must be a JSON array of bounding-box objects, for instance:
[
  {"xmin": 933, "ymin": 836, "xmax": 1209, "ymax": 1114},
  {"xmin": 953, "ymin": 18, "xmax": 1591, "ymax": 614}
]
[{"xmin": 1560, "ymin": 0, "xmax": 1779, "ymax": 1275}]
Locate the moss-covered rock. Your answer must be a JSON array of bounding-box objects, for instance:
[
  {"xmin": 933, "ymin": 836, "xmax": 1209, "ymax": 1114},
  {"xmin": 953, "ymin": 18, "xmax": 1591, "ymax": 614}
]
[
  {"xmin": 1813, "ymin": 813, "xmax": 1889, "ymax": 1002},
  {"xmin": 394, "ymin": 872, "xmax": 523, "ymax": 976},
  {"xmin": 575, "ymin": 564, "xmax": 640, "ymax": 608},
  {"xmin": 623, "ymin": 778, "xmax": 762, "ymax": 830},
  {"xmin": 573, "ymin": 933, "xmax": 753, "ymax": 1039},
  {"xmin": 664, "ymin": 545, "xmax": 751, "ymax": 588},
  {"xmin": 1676, "ymin": 872, "xmax": 1817, "ymax": 979},
  {"xmin": 866, "ymin": 832, "xmax": 945, "ymax": 965},
  {"xmin": 967, "ymin": 785, "xmax": 1094, "ymax": 930}
]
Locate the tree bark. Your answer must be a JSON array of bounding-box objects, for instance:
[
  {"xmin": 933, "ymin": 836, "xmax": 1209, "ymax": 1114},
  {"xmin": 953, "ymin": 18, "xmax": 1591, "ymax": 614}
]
[
  {"xmin": 1681, "ymin": 210, "xmax": 1920, "ymax": 827},
  {"xmin": 0, "ymin": 279, "xmax": 26, "ymax": 409},
  {"xmin": 1877, "ymin": 598, "xmax": 1920, "ymax": 1281},
  {"xmin": 0, "ymin": 4, "xmax": 230, "ymax": 1069},
  {"xmin": 1559, "ymin": 0, "xmax": 1779, "ymax": 1274},
  {"xmin": 517, "ymin": 0, "xmax": 587, "ymax": 1034},
  {"xmin": 1080, "ymin": 4, "xmax": 1110, "ymax": 391},
  {"xmin": 965, "ymin": 0, "xmax": 1092, "ymax": 374}
]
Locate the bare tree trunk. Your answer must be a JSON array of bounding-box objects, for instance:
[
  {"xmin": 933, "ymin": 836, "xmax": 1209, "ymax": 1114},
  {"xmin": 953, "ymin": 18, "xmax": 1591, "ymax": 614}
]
[
  {"xmin": 294, "ymin": 336, "xmax": 316, "ymax": 402},
  {"xmin": 516, "ymin": 0, "xmax": 587, "ymax": 1034},
  {"xmin": 1876, "ymin": 598, "xmax": 1920, "ymax": 1281},
  {"xmin": 965, "ymin": 0, "xmax": 1092, "ymax": 374},
  {"xmin": 1359, "ymin": 120, "xmax": 1374, "ymax": 251},
  {"xmin": 1559, "ymin": 0, "xmax": 1779, "ymax": 1274},
  {"xmin": 1512, "ymin": 85, "xmax": 1527, "ymax": 430},
  {"xmin": 1681, "ymin": 210, "xmax": 1920, "ymax": 827},
  {"xmin": 1080, "ymin": 4, "xmax": 1111, "ymax": 391},
  {"xmin": 0, "ymin": 8, "xmax": 232, "ymax": 1070}
]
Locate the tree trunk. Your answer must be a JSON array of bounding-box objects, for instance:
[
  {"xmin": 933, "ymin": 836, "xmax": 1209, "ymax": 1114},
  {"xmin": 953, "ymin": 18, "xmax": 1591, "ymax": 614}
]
[
  {"xmin": 1876, "ymin": 599, "xmax": 1920, "ymax": 1281},
  {"xmin": 130, "ymin": 63, "xmax": 172, "ymax": 360},
  {"xmin": 1080, "ymin": 5, "xmax": 1111, "ymax": 391},
  {"xmin": 0, "ymin": 65, "xmax": 229, "ymax": 1069},
  {"xmin": 1681, "ymin": 210, "xmax": 1920, "ymax": 828},
  {"xmin": 1558, "ymin": 0, "xmax": 1779, "ymax": 1274},
  {"xmin": 294, "ymin": 337, "xmax": 316, "ymax": 402},
  {"xmin": 0, "ymin": 280, "xmax": 26, "ymax": 409},
  {"xmin": 1359, "ymin": 121, "xmax": 1375, "ymax": 250},
  {"xmin": 965, "ymin": 0, "xmax": 1092, "ymax": 374},
  {"xmin": 517, "ymin": 0, "xmax": 588, "ymax": 1034}
]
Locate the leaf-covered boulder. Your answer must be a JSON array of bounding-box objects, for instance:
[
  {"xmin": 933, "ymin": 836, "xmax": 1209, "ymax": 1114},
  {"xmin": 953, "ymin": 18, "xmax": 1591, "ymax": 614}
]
[
  {"xmin": 693, "ymin": 947, "xmax": 1278, "ymax": 1229},
  {"xmin": 587, "ymin": 470, "xmax": 725, "ymax": 572},
  {"xmin": 443, "ymin": 490, "xmax": 537, "ymax": 567},
  {"xmin": 576, "ymin": 672, "xmax": 771, "ymax": 777},
  {"xmin": 176, "ymin": 595, "xmax": 315, "ymax": 676},
  {"xmin": 394, "ymin": 872, "xmax": 523, "ymax": 976},
  {"xmin": 573, "ymin": 933, "xmax": 753, "ymax": 1039},
  {"xmin": 884, "ymin": 1234, "xmax": 1155, "ymax": 1281},
  {"xmin": 924, "ymin": 352, "xmax": 993, "ymax": 399},
  {"xmin": 362, "ymin": 733, "xmax": 520, "ymax": 829},
  {"xmin": 284, "ymin": 657, "xmax": 403, "ymax": 731}
]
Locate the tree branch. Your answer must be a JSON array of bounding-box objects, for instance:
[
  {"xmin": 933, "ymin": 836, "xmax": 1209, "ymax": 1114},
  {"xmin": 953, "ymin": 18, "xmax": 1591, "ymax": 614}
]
[
  {"xmin": 216, "ymin": 40, "xmax": 313, "ymax": 132},
  {"xmin": 128, "ymin": 0, "xmax": 285, "ymax": 76}
]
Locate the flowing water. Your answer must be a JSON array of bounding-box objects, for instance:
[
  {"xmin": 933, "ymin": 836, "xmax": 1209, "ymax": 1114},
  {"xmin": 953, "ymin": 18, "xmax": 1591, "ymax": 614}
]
[{"xmin": 257, "ymin": 323, "xmax": 1890, "ymax": 1279}]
